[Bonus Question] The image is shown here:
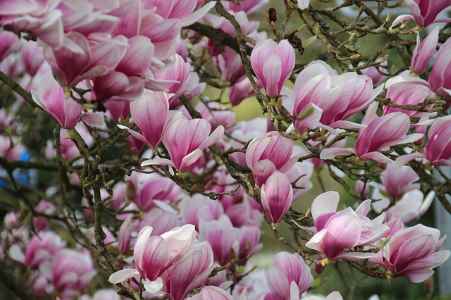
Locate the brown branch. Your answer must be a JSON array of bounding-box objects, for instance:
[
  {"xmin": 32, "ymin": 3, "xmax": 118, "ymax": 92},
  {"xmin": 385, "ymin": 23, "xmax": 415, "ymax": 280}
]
[{"xmin": 0, "ymin": 70, "xmax": 41, "ymax": 110}]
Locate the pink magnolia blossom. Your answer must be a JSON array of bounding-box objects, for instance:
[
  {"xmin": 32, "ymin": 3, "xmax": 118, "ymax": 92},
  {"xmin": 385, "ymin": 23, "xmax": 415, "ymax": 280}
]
[
  {"xmin": 307, "ymin": 196, "xmax": 387, "ymax": 260},
  {"xmin": 229, "ymin": 76, "xmax": 254, "ymax": 106},
  {"xmin": 21, "ymin": 41, "xmax": 45, "ymax": 76},
  {"xmin": 261, "ymin": 171, "xmax": 294, "ymax": 223},
  {"xmin": 373, "ymin": 224, "xmax": 450, "ymax": 283},
  {"xmin": 52, "ymin": 249, "xmax": 96, "ymax": 297},
  {"xmin": 156, "ymin": 54, "xmax": 205, "ymax": 107},
  {"xmin": 199, "ymin": 215, "xmax": 237, "ymax": 265},
  {"xmin": 131, "ymin": 173, "xmax": 180, "ymax": 212},
  {"xmin": 109, "ymin": 225, "xmax": 196, "ymax": 284},
  {"xmin": 80, "ymin": 289, "xmax": 120, "ymax": 300},
  {"xmin": 250, "ymin": 39, "xmax": 295, "ymax": 97},
  {"xmin": 0, "ymin": 1, "xmax": 64, "ymax": 48},
  {"xmin": 381, "ymin": 162, "xmax": 419, "ymax": 199},
  {"xmin": 180, "ymin": 195, "xmax": 224, "ymax": 229},
  {"xmin": 33, "ymin": 200, "xmax": 56, "ymax": 231},
  {"xmin": 214, "ymin": 47, "xmax": 245, "ymax": 83},
  {"xmin": 187, "ymin": 286, "xmax": 233, "ymax": 300},
  {"xmin": 135, "ymin": 225, "xmax": 196, "ymax": 280},
  {"xmin": 57, "ymin": 0, "xmax": 118, "ymax": 35},
  {"xmin": 385, "ymin": 190, "xmax": 434, "ymax": 224},
  {"xmin": 0, "ymin": 136, "xmax": 23, "ymax": 161},
  {"xmin": 290, "ymin": 61, "xmax": 379, "ymax": 130},
  {"xmin": 141, "ymin": 207, "xmax": 179, "ymax": 236},
  {"xmin": 424, "ymin": 116, "xmax": 451, "ymax": 166},
  {"xmin": 92, "ymin": 71, "xmax": 144, "ymax": 101},
  {"xmin": 384, "ymin": 79, "xmax": 432, "ymax": 116},
  {"xmin": 24, "ymin": 231, "xmax": 65, "ymax": 268},
  {"xmin": 104, "ymin": 100, "xmax": 130, "ymax": 121},
  {"xmin": 265, "ymin": 252, "xmax": 313, "ymax": 300},
  {"xmin": 429, "ymin": 37, "xmax": 451, "ymax": 96},
  {"xmin": 0, "ymin": 30, "xmax": 19, "ymax": 61},
  {"xmin": 162, "ymin": 241, "xmax": 214, "ymax": 300},
  {"xmin": 406, "ymin": 0, "xmax": 451, "ymax": 26},
  {"xmin": 30, "ymin": 62, "xmax": 82, "ymax": 129},
  {"xmin": 123, "ymin": 90, "xmax": 170, "ymax": 149},
  {"xmin": 246, "ymin": 131, "xmax": 296, "ymax": 185},
  {"xmin": 236, "ymin": 225, "xmax": 262, "ymax": 261},
  {"xmin": 117, "ymin": 35, "xmax": 154, "ymax": 76},
  {"xmin": 411, "ymin": 27, "xmax": 440, "ymax": 74},
  {"xmin": 50, "ymin": 32, "xmax": 128, "ymax": 86},
  {"xmin": 161, "ymin": 114, "xmax": 224, "ymax": 171},
  {"xmin": 226, "ymin": 199, "xmax": 263, "ymax": 227},
  {"xmin": 59, "ymin": 129, "xmax": 80, "ymax": 161},
  {"xmin": 196, "ymin": 101, "xmax": 236, "ymax": 129}
]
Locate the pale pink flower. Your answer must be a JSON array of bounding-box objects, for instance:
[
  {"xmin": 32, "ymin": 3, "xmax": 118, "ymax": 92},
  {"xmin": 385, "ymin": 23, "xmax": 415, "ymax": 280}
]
[
  {"xmin": 250, "ymin": 39, "xmax": 295, "ymax": 97},
  {"xmin": 265, "ymin": 252, "xmax": 313, "ymax": 300},
  {"xmin": 373, "ymin": 224, "xmax": 450, "ymax": 283},
  {"xmin": 199, "ymin": 215, "xmax": 237, "ymax": 265},
  {"xmin": 180, "ymin": 194, "xmax": 224, "ymax": 229},
  {"xmin": 411, "ymin": 27, "xmax": 440, "ymax": 74},
  {"xmin": 25, "ymin": 231, "xmax": 65, "ymax": 268},
  {"xmin": 306, "ymin": 199, "xmax": 387, "ymax": 260},
  {"xmin": 424, "ymin": 116, "xmax": 451, "ymax": 166},
  {"xmin": 246, "ymin": 131, "xmax": 296, "ymax": 185},
  {"xmin": 0, "ymin": 30, "xmax": 19, "ymax": 61},
  {"xmin": 429, "ymin": 37, "xmax": 451, "ymax": 96},
  {"xmin": 381, "ymin": 162, "xmax": 419, "ymax": 198},
  {"xmin": 123, "ymin": 90, "xmax": 170, "ymax": 149},
  {"xmin": 187, "ymin": 286, "xmax": 233, "ymax": 300},
  {"xmin": 261, "ymin": 171, "xmax": 294, "ymax": 223},
  {"xmin": 162, "ymin": 241, "xmax": 214, "ymax": 300},
  {"xmin": 30, "ymin": 62, "xmax": 82, "ymax": 129},
  {"xmin": 52, "ymin": 250, "xmax": 96, "ymax": 298},
  {"xmin": 162, "ymin": 114, "xmax": 224, "ymax": 171}
]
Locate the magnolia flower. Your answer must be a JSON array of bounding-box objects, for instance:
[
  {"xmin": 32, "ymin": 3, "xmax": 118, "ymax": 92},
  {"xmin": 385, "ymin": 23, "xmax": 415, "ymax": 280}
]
[
  {"xmin": 162, "ymin": 242, "xmax": 215, "ymax": 300},
  {"xmin": 429, "ymin": 37, "xmax": 451, "ymax": 96},
  {"xmin": 384, "ymin": 79, "xmax": 432, "ymax": 116},
  {"xmin": 250, "ymin": 39, "xmax": 295, "ymax": 97},
  {"xmin": 373, "ymin": 224, "xmax": 450, "ymax": 283},
  {"xmin": 156, "ymin": 54, "xmax": 206, "ymax": 107},
  {"xmin": 404, "ymin": 0, "xmax": 451, "ymax": 26},
  {"xmin": 187, "ymin": 286, "xmax": 232, "ymax": 300},
  {"xmin": 0, "ymin": 30, "xmax": 19, "ymax": 61},
  {"xmin": 30, "ymin": 62, "xmax": 82, "ymax": 129},
  {"xmin": 119, "ymin": 90, "xmax": 170, "ymax": 149},
  {"xmin": 265, "ymin": 252, "xmax": 313, "ymax": 300},
  {"xmin": 109, "ymin": 225, "xmax": 196, "ymax": 285},
  {"xmin": 321, "ymin": 107, "xmax": 423, "ymax": 164},
  {"xmin": 236, "ymin": 226, "xmax": 262, "ymax": 260},
  {"xmin": 52, "ymin": 250, "xmax": 96, "ymax": 298},
  {"xmin": 381, "ymin": 162, "xmax": 419, "ymax": 199},
  {"xmin": 199, "ymin": 215, "xmax": 237, "ymax": 265},
  {"xmin": 50, "ymin": 33, "xmax": 128, "ymax": 86},
  {"xmin": 261, "ymin": 171, "xmax": 294, "ymax": 223},
  {"xmin": 411, "ymin": 27, "xmax": 440, "ymax": 74},
  {"xmin": 424, "ymin": 116, "xmax": 451, "ymax": 166},
  {"xmin": 290, "ymin": 61, "xmax": 379, "ymax": 131},
  {"xmin": 158, "ymin": 114, "xmax": 224, "ymax": 171},
  {"xmin": 180, "ymin": 195, "xmax": 224, "ymax": 229},
  {"xmin": 24, "ymin": 231, "xmax": 65, "ymax": 268},
  {"xmin": 307, "ymin": 193, "xmax": 387, "ymax": 260},
  {"xmin": 229, "ymin": 76, "xmax": 254, "ymax": 106},
  {"xmin": 246, "ymin": 131, "xmax": 296, "ymax": 185}
]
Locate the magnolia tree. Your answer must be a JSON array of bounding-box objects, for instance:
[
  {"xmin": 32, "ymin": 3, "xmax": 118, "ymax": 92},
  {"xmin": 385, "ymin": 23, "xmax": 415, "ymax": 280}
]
[{"xmin": 0, "ymin": 0, "xmax": 451, "ymax": 299}]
